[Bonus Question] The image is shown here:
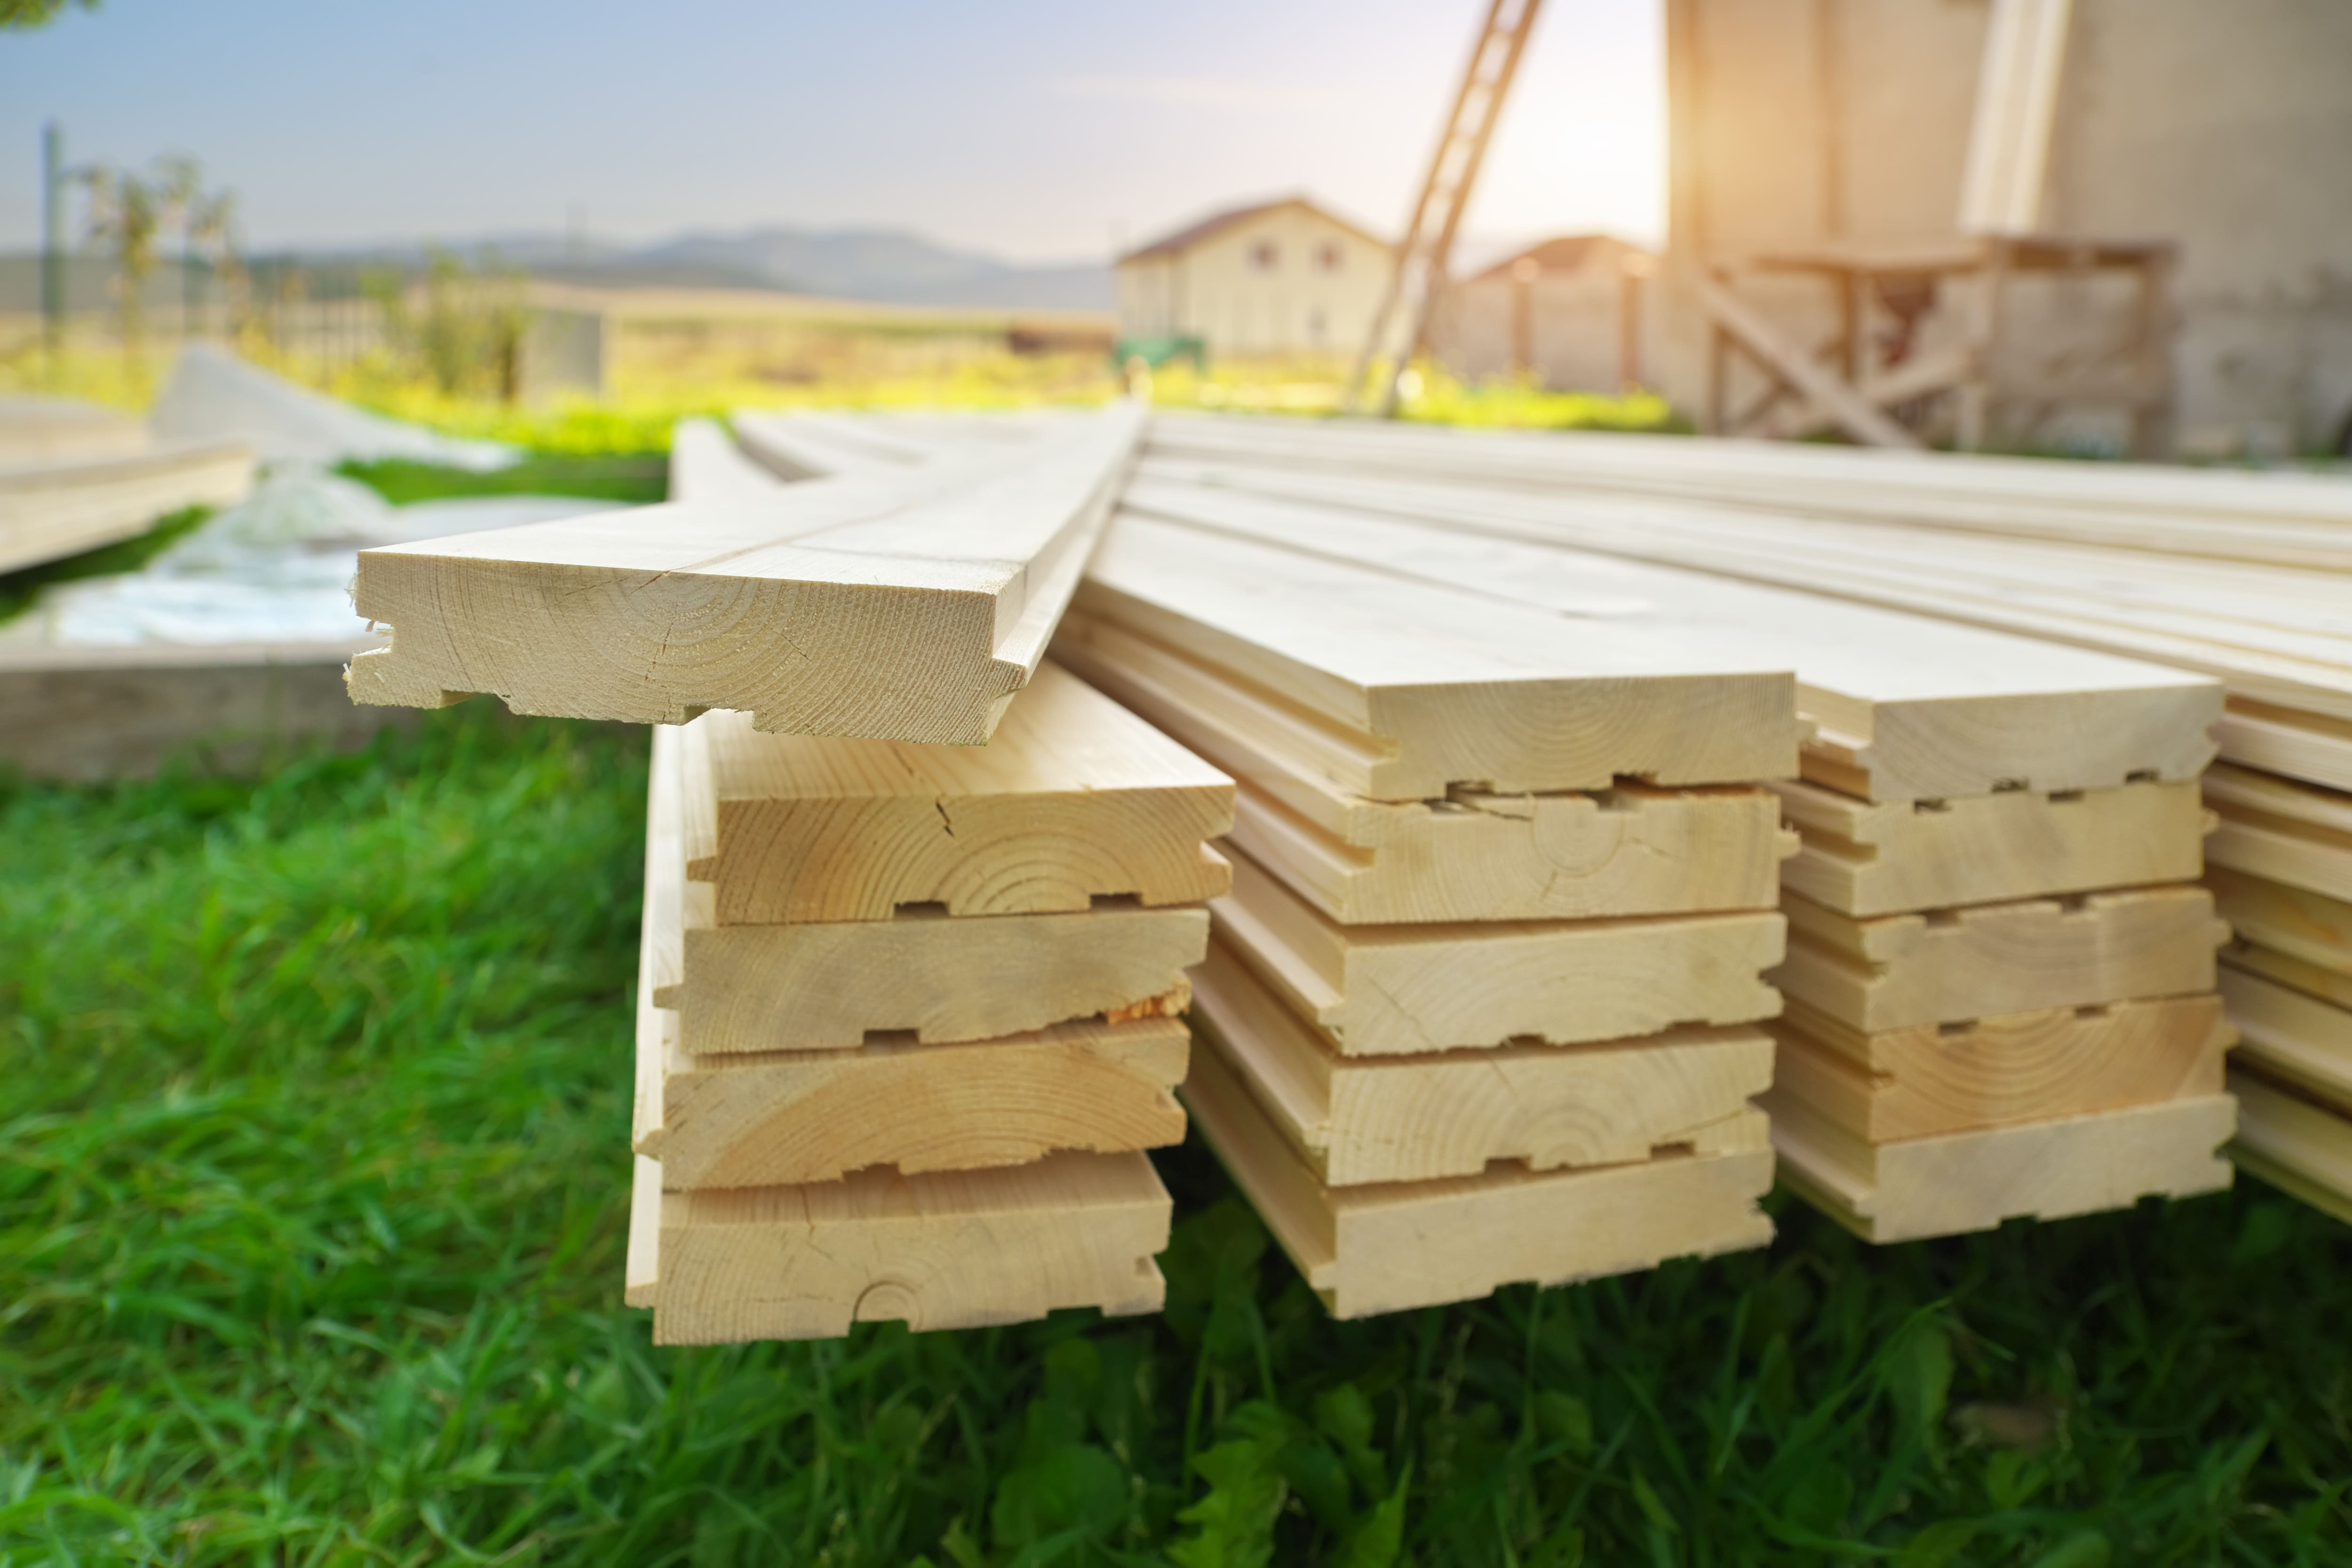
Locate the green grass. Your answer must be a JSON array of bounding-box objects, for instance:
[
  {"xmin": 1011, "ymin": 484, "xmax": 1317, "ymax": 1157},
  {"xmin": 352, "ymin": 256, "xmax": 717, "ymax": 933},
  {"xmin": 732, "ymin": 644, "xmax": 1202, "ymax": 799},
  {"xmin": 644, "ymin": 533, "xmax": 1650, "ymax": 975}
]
[
  {"xmin": 333, "ymin": 454, "xmax": 671, "ymax": 508},
  {"xmin": 3, "ymin": 711, "xmax": 2350, "ymax": 1566}
]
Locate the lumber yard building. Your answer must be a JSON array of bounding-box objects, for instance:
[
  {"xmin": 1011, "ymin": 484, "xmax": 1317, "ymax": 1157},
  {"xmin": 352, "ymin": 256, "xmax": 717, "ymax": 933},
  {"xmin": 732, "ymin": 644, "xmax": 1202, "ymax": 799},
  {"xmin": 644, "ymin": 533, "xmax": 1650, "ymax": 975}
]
[{"xmin": 1657, "ymin": 0, "xmax": 2352, "ymax": 457}]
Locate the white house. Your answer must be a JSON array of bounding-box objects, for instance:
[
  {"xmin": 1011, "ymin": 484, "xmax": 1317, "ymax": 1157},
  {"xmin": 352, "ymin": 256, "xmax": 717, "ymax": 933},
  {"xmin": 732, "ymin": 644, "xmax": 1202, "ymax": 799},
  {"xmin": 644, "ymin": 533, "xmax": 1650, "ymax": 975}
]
[{"xmin": 1115, "ymin": 197, "xmax": 1391, "ymax": 361}]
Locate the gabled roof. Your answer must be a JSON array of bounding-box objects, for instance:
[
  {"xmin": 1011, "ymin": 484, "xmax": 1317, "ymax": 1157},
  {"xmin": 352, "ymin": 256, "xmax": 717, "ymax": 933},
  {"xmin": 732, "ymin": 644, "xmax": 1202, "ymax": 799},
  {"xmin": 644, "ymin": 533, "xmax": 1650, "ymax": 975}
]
[
  {"xmin": 1466, "ymin": 233, "xmax": 1645, "ymax": 284},
  {"xmin": 1119, "ymin": 196, "xmax": 1389, "ymax": 264}
]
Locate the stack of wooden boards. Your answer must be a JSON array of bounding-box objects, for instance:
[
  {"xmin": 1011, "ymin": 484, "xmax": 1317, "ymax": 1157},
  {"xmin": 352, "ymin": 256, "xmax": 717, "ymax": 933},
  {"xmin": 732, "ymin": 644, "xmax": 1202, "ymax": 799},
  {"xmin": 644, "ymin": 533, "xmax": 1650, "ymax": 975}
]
[
  {"xmin": 625, "ymin": 662, "xmax": 1234, "ymax": 1341},
  {"xmin": 1154, "ymin": 414, "xmax": 2350, "ymax": 1224},
  {"xmin": 0, "ymin": 396, "xmax": 254, "ymax": 575}
]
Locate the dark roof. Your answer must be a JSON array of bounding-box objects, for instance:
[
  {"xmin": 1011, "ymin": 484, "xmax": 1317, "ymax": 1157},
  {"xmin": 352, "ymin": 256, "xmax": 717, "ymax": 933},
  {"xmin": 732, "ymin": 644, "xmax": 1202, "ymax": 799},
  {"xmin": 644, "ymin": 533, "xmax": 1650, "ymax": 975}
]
[
  {"xmin": 1119, "ymin": 197, "xmax": 1388, "ymax": 263},
  {"xmin": 1466, "ymin": 233, "xmax": 1644, "ymax": 284}
]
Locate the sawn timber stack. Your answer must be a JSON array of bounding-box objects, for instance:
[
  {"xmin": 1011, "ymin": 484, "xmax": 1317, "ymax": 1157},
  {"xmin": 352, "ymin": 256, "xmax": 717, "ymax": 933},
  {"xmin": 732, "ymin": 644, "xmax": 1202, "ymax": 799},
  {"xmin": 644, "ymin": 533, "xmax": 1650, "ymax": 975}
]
[{"xmin": 626, "ymin": 661, "xmax": 1234, "ymax": 1343}]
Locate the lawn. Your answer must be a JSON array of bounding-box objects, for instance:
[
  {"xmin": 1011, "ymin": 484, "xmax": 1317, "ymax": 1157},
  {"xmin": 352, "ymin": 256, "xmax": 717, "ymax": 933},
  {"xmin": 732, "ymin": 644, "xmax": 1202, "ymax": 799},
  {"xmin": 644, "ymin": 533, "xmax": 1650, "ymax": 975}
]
[{"xmin": 2, "ymin": 703, "xmax": 2348, "ymax": 1568}]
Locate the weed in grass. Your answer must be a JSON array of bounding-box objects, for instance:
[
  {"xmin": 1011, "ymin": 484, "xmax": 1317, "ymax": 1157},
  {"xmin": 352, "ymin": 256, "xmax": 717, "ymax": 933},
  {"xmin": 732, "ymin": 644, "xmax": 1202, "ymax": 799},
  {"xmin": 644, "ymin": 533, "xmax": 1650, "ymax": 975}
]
[{"xmin": 2, "ymin": 709, "xmax": 2349, "ymax": 1565}]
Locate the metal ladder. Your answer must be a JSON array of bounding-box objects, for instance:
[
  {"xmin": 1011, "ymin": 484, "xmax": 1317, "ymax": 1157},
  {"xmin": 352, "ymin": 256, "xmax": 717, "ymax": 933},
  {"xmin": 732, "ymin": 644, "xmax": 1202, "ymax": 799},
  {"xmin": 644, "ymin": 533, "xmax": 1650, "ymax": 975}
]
[{"xmin": 1345, "ymin": 0, "xmax": 1546, "ymax": 416}]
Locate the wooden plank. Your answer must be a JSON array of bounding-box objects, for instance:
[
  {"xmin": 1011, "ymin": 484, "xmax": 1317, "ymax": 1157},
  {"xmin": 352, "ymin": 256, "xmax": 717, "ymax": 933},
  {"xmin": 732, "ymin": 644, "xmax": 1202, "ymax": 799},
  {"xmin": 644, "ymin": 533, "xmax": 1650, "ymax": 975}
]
[
  {"xmin": 2229, "ymin": 1069, "xmax": 2352, "ymax": 1225},
  {"xmin": 2216, "ymin": 700, "xmax": 2352, "ymax": 793},
  {"xmin": 690, "ymin": 660, "xmax": 1234, "ymax": 923},
  {"xmin": 2227, "ymin": 944, "xmax": 2352, "ymax": 1011},
  {"xmin": 1770, "ymin": 995, "xmax": 2231, "ymax": 1142},
  {"xmin": 1121, "ymin": 470, "xmax": 2220, "ymax": 802},
  {"xmin": 1070, "ymin": 512, "xmax": 1805, "ymax": 798},
  {"xmin": 345, "ymin": 402, "xmax": 1142, "ymax": 744},
  {"xmin": 2219, "ymin": 964, "xmax": 2352, "ymax": 1113},
  {"xmin": 1775, "ymin": 886, "xmax": 2225, "ymax": 1030},
  {"xmin": 668, "ymin": 417, "xmax": 798, "ymax": 502},
  {"xmin": 2207, "ymin": 867, "xmax": 2352, "ymax": 982},
  {"xmin": 1766, "ymin": 1088, "xmax": 2235, "ymax": 1244},
  {"xmin": 1773, "ymin": 777, "xmax": 2209, "ymax": 917},
  {"xmin": 0, "ymin": 395, "xmax": 148, "ymax": 461},
  {"xmin": 625, "ymin": 1154, "xmax": 663, "ymax": 1309},
  {"xmin": 645, "ymin": 1149, "xmax": 1171, "ymax": 1344},
  {"xmin": 2204, "ymin": 763, "xmax": 2352, "ymax": 902},
  {"xmin": 0, "ymin": 438, "xmax": 254, "ymax": 575},
  {"xmin": 1213, "ymin": 844, "xmax": 1783, "ymax": 1053},
  {"xmin": 1056, "ymin": 609, "xmax": 1792, "ymax": 923},
  {"xmin": 1191, "ymin": 937, "xmax": 1773, "ymax": 1185},
  {"xmin": 1182, "ymin": 1040, "xmax": 1774, "ymax": 1318},
  {"xmin": 638, "ymin": 1013, "xmax": 1189, "ymax": 1190}
]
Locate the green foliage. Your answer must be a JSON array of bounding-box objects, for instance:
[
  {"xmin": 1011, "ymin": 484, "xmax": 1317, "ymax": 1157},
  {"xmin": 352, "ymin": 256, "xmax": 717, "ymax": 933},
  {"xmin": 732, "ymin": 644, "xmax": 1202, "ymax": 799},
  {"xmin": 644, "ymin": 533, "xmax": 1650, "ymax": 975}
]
[
  {"xmin": 2, "ymin": 709, "xmax": 2350, "ymax": 1563},
  {"xmin": 0, "ymin": 0, "xmax": 95, "ymax": 30},
  {"xmin": 363, "ymin": 248, "xmax": 529, "ymax": 400},
  {"xmin": 335, "ymin": 453, "xmax": 670, "ymax": 507},
  {"xmin": 0, "ymin": 503, "xmax": 211, "ymax": 625}
]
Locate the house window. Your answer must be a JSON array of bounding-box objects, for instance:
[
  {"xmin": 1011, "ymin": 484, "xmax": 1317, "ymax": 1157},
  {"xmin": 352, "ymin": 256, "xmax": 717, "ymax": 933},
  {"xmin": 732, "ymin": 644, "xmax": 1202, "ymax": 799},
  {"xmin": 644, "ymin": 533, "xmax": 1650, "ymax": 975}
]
[
  {"xmin": 1249, "ymin": 240, "xmax": 1279, "ymax": 272},
  {"xmin": 1317, "ymin": 242, "xmax": 1343, "ymax": 272}
]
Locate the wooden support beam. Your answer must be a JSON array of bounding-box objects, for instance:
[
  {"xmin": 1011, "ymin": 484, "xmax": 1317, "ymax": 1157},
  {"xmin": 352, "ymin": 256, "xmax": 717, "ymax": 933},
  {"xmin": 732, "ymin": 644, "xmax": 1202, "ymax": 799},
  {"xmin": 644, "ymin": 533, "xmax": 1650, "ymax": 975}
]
[
  {"xmin": 347, "ymin": 403, "xmax": 1141, "ymax": 744},
  {"xmin": 1767, "ymin": 1088, "xmax": 2233, "ymax": 1244},
  {"xmin": 1775, "ymin": 886, "xmax": 2225, "ymax": 1031},
  {"xmin": 1213, "ymin": 844, "xmax": 1781, "ymax": 1053},
  {"xmin": 1691, "ymin": 271, "xmax": 1924, "ymax": 449},
  {"xmin": 1771, "ymin": 995, "xmax": 2230, "ymax": 1143},
  {"xmin": 1182, "ymin": 1040, "xmax": 1773, "ymax": 1318},
  {"xmin": 1773, "ymin": 777, "xmax": 2209, "ymax": 917},
  {"xmin": 687, "ymin": 661, "xmax": 1234, "ymax": 924},
  {"xmin": 1191, "ymin": 938, "xmax": 1773, "ymax": 1185}
]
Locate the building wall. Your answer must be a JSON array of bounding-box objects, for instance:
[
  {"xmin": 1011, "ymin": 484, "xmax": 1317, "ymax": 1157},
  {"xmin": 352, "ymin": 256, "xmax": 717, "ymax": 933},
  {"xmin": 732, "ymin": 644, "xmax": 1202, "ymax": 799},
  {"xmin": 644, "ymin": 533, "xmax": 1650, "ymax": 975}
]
[
  {"xmin": 1662, "ymin": 0, "xmax": 2352, "ymax": 453},
  {"xmin": 1436, "ymin": 244, "xmax": 1654, "ymax": 392},
  {"xmin": 1116, "ymin": 207, "xmax": 1391, "ymax": 360}
]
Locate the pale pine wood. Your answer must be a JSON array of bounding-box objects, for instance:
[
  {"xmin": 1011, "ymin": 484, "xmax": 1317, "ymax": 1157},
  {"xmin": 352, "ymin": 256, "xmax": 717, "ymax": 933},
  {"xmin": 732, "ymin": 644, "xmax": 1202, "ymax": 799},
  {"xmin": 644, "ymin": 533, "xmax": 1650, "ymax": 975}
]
[
  {"xmin": 668, "ymin": 417, "xmax": 801, "ymax": 502},
  {"xmin": 1770, "ymin": 995, "xmax": 2232, "ymax": 1142},
  {"xmin": 2215, "ymin": 701, "xmax": 2352, "ymax": 794},
  {"xmin": 1183, "ymin": 1040, "xmax": 1773, "ymax": 1317},
  {"xmin": 2229, "ymin": 1069, "xmax": 2352, "ymax": 1226},
  {"xmin": 1214, "ymin": 843, "xmax": 1782, "ymax": 1053},
  {"xmin": 0, "ymin": 395, "xmax": 147, "ymax": 461},
  {"xmin": 2203, "ymin": 764, "xmax": 2352, "ymax": 903},
  {"xmin": 670, "ymin": 906, "xmax": 1202, "ymax": 1053},
  {"xmin": 643, "ymin": 1149, "xmax": 1172, "ymax": 1344},
  {"xmin": 2225, "ymin": 945, "xmax": 2352, "ymax": 1011},
  {"xmin": 1122, "ymin": 468, "xmax": 2221, "ymax": 803},
  {"xmin": 1766, "ymin": 1088, "xmax": 2235, "ymax": 1243},
  {"xmin": 690, "ymin": 660, "xmax": 1233, "ymax": 923},
  {"xmin": 1773, "ymin": 777, "xmax": 2209, "ymax": 917},
  {"xmin": 2219, "ymin": 963, "xmax": 2352, "ymax": 1114},
  {"xmin": 1057, "ymin": 609, "xmax": 1792, "ymax": 923},
  {"xmin": 0, "ymin": 439, "xmax": 255, "ymax": 575},
  {"xmin": 638, "ymin": 1014, "xmax": 1190, "ymax": 1190},
  {"xmin": 1191, "ymin": 938, "xmax": 1773, "ymax": 1185},
  {"xmin": 1068, "ymin": 512, "xmax": 1805, "ymax": 798},
  {"xmin": 346, "ymin": 403, "xmax": 1141, "ymax": 744},
  {"xmin": 2209, "ymin": 866, "xmax": 2351, "ymax": 976},
  {"xmin": 1775, "ymin": 886, "xmax": 2226, "ymax": 1031},
  {"xmin": 625, "ymin": 1154, "xmax": 662, "ymax": 1309}
]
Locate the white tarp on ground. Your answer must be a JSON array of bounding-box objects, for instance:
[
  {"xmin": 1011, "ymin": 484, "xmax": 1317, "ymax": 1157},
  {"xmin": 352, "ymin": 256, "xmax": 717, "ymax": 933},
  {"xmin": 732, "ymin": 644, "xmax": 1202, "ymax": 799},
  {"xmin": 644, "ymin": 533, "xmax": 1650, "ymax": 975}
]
[
  {"xmin": 148, "ymin": 345, "xmax": 517, "ymax": 470},
  {"xmin": 0, "ymin": 470, "xmax": 624, "ymax": 648}
]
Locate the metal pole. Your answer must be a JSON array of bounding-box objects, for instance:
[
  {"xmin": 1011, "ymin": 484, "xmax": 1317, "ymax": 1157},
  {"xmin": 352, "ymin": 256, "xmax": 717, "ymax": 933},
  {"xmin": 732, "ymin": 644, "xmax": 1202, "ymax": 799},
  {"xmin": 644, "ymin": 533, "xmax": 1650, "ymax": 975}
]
[{"xmin": 42, "ymin": 121, "xmax": 65, "ymax": 372}]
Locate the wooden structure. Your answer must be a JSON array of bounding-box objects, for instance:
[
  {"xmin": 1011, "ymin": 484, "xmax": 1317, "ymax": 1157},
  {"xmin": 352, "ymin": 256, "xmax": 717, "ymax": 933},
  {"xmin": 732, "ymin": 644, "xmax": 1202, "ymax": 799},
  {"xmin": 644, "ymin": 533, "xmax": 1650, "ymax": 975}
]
[{"xmin": 0, "ymin": 436, "xmax": 254, "ymax": 576}]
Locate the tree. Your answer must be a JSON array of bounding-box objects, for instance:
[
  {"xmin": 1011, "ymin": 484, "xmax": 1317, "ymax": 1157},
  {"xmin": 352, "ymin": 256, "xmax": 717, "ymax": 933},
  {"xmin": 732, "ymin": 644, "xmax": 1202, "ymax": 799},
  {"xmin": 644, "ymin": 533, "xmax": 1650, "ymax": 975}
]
[{"xmin": 1, "ymin": 0, "xmax": 98, "ymax": 29}]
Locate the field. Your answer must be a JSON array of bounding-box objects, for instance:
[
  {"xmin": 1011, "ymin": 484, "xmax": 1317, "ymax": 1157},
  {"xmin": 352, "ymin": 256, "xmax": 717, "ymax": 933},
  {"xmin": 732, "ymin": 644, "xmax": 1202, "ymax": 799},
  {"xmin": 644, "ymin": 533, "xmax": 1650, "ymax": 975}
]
[{"xmin": 0, "ymin": 438, "xmax": 2347, "ymax": 1567}]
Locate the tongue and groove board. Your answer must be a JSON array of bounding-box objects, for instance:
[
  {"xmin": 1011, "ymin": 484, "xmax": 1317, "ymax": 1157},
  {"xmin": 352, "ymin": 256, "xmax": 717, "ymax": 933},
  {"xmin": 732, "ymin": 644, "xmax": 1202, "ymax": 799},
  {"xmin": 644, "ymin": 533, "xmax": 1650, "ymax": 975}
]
[
  {"xmin": 667, "ymin": 417, "xmax": 802, "ymax": 503},
  {"xmin": 1189, "ymin": 939, "xmax": 1774, "ymax": 1185},
  {"xmin": 686, "ymin": 660, "xmax": 1234, "ymax": 924},
  {"xmin": 1765, "ymin": 1088, "xmax": 2235, "ymax": 1244},
  {"xmin": 1066, "ymin": 511, "xmax": 1805, "ymax": 798},
  {"xmin": 1144, "ymin": 414, "xmax": 2352, "ymax": 572},
  {"xmin": 345, "ymin": 401, "xmax": 1141, "ymax": 744},
  {"xmin": 2229, "ymin": 1071, "xmax": 2352, "ymax": 1226},
  {"xmin": 1181, "ymin": 1041, "xmax": 1773, "ymax": 1319},
  {"xmin": 1212, "ymin": 846, "xmax": 1783, "ymax": 1055},
  {"xmin": 2220, "ymin": 964, "xmax": 2352, "ymax": 1111},
  {"xmin": 1118, "ymin": 474, "xmax": 2221, "ymax": 804},
  {"xmin": 628, "ymin": 1149, "xmax": 1172, "ymax": 1345},
  {"xmin": 2209, "ymin": 868, "xmax": 2352, "ymax": 982},
  {"xmin": 1774, "ymin": 887, "xmax": 2227, "ymax": 1031},
  {"xmin": 2203, "ymin": 764, "xmax": 2352, "ymax": 902},
  {"xmin": 1770, "ymin": 997, "xmax": 2233, "ymax": 1143},
  {"xmin": 0, "ymin": 438, "xmax": 256, "ymax": 575},
  {"xmin": 1772, "ymin": 777, "xmax": 2209, "ymax": 917},
  {"xmin": 1053, "ymin": 609, "xmax": 1792, "ymax": 923}
]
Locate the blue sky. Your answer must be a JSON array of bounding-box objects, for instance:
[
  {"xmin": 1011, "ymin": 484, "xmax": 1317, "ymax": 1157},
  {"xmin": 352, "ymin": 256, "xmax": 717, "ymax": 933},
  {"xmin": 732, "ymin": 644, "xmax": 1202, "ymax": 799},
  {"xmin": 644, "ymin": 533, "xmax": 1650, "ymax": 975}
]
[{"xmin": 0, "ymin": 0, "xmax": 1665, "ymax": 262}]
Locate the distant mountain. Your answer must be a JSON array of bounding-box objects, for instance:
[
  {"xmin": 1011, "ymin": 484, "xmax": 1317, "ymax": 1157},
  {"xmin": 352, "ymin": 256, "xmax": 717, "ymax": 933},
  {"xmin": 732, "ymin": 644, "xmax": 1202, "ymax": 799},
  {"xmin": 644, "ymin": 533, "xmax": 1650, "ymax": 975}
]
[{"xmin": 221, "ymin": 224, "xmax": 1115, "ymax": 314}]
